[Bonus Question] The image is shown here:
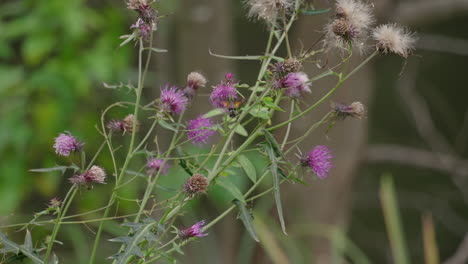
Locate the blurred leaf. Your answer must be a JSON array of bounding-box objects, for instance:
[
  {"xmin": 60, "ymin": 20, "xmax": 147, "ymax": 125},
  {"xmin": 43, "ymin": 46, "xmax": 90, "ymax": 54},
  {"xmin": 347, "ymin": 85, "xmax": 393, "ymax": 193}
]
[
  {"xmin": 234, "ymin": 124, "xmax": 248, "ymax": 137},
  {"xmin": 209, "ymin": 49, "xmax": 263, "ymax": 60},
  {"xmin": 217, "ymin": 177, "xmax": 246, "ymax": 204},
  {"xmin": 300, "ymin": 8, "xmax": 331, "ymax": 16},
  {"xmin": 262, "ymin": 97, "xmax": 285, "ymax": 112},
  {"xmin": 238, "ymin": 155, "xmax": 257, "ymax": 183},
  {"xmin": 422, "ymin": 213, "xmax": 439, "ymax": 264},
  {"xmin": 249, "ymin": 105, "xmax": 271, "ymax": 120},
  {"xmin": 234, "ymin": 199, "xmax": 259, "ymax": 242},
  {"xmin": 0, "ymin": 231, "xmax": 44, "ymax": 263},
  {"xmin": 0, "ymin": 66, "xmax": 24, "ymax": 95},
  {"xmin": 380, "ymin": 174, "xmax": 410, "ymax": 264},
  {"xmin": 159, "ymin": 120, "xmax": 178, "ymax": 132},
  {"xmin": 254, "ymin": 215, "xmax": 289, "ymax": 264},
  {"xmin": 203, "ymin": 108, "xmax": 224, "ymax": 118},
  {"xmin": 22, "ymin": 34, "xmax": 56, "ymax": 65}
]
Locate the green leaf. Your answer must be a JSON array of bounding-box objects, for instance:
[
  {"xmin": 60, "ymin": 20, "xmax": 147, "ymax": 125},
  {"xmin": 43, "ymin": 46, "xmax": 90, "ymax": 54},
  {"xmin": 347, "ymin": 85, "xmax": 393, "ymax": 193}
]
[
  {"xmin": 0, "ymin": 231, "xmax": 44, "ymax": 264},
  {"xmin": 158, "ymin": 120, "xmax": 178, "ymax": 132},
  {"xmin": 237, "ymin": 155, "xmax": 257, "ymax": 183},
  {"xmin": 300, "ymin": 8, "xmax": 331, "ymax": 16},
  {"xmin": 203, "ymin": 108, "xmax": 224, "ymax": 118},
  {"xmin": 217, "ymin": 177, "xmax": 246, "ymax": 204},
  {"xmin": 234, "ymin": 124, "xmax": 248, "ymax": 137},
  {"xmin": 234, "ymin": 200, "xmax": 260, "ymax": 242},
  {"xmin": 249, "ymin": 106, "xmax": 271, "ymax": 120},
  {"xmin": 265, "ymin": 143, "xmax": 287, "ymax": 235},
  {"xmin": 262, "ymin": 98, "xmax": 285, "ymax": 112},
  {"xmin": 263, "ymin": 129, "xmax": 284, "ymax": 159},
  {"xmin": 209, "ymin": 49, "xmax": 263, "ymax": 60}
]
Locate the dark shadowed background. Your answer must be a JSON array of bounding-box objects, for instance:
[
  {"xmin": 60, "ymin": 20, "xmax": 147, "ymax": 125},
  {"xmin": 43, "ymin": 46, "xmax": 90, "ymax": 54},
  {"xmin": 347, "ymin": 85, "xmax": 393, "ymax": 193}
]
[{"xmin": 1, "ymin": 0, "xmax": 468, "ymax": 263}]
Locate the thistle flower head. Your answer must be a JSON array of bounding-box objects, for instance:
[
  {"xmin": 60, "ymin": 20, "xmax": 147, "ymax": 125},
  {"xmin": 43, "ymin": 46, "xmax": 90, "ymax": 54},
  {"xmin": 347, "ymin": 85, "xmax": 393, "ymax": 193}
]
[
  {"xmin": 159, "ymin": 85, "xmax": 189, "ymax": 115},
  {"xmin": 131, "ymin": 18, "xmax": 157, "ymax": 40},
  {"xmin": 301, "ymin": 145, "xmax": 333, "ymax": 179},
  {"xmin": 373, "ymin": 24, "xmax": 416, "ymax": 58},
  {"xmin": 147, "ymin": 157, "xmax": 169, "ymax": 175},
  {"xmin": 183, "ymin": 174, "xmax": 209, "ymax": 197},
  {"xmin": 69, "ymin": 165, "xmax": 106, "ymax": 186},
  {"xmin": 324, "ymin": 0, "xmax": 374, "ymax": 53},
  {"xmin": 53, "ymin": 132, "xmax": 83, "ymax": 157},
  {"xmin": 332, "ymin": 101, "xmax": 366, "ymax": 119},
  {"xmin": 48, "ymin": 197, "xmax": 62, "ymax": 208},
  {"xmin": 246, "ymin": 0, "xmax": 294, "ymax": 23},
  {"xmin": 187, "ymin": 116, "xmax": 216, "ymax": 145},
  {"xmin": 184, "ymin": 72, "xmax": 207, "ymax": 97},
  {"xmin": 178, "ymin": 221, "xmax": 208, "ymax": 240},
  {"xmin": 210, "ymin": 73, "xmax": 238, "ymax": 108},
  {"xmin": 107, "ymin": 114, "xmax": 140, "ymax": 134},
  {"xmin": 127, "ymin": 0, "xmax": 157, "ymax": 22},
  {"xmin": 282, "ymin": 72, "xmax": 311, "ymax": 98}
]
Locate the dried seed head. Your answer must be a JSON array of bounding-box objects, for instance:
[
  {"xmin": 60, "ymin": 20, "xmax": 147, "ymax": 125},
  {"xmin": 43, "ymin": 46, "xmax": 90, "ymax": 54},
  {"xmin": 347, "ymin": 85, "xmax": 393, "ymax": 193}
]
[
  {"xmin": 69, "ymin": 165, "xmax": 106, "ymax": 186},
  {"xmin": 332, "ymin": 101, "xmax": 366, "ymax": 119},
  {"xmin": 331, "ymin": 18, "xmax": 359, "ymax": 41},
  {"xmin": 246, "ymin": 0, "xmax": 294, "ymax": 23},
  {"xmin": 123, "ymin": 114, "xmax": 140, "ymax": 133},
  {"xmin": 183, "ymin": 174, "xmax": 209, "ymax": 197},
  {"xmin": 184, "ymin": 72, "xmax": 207, "ymax": 97},
  {"xmin": 373, "ymin": 24, "xmax": 416, "ymax": 58},
  {"xmin": 269, "ymin": 58, "xmax": 302, "ymax": 77}
]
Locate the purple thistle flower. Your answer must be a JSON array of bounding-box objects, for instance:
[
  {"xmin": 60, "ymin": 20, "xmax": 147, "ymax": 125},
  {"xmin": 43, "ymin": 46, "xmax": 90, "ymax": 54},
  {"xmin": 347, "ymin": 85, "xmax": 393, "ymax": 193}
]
[
  {"xmin": 282, "ymin": 72, "xmax": 311, "ymax": 98},
  {"xmin": 53, "ymin": 132, "xmax": 83, "ymax": 157},
  {"xmin": 69, "ymin": 165, "xmax": 106, "ymax": 186},
  {"xmin": 301, "ymin": 145, "xmax": 333, "ymax": 179},
  {"xmin": 187, "ymin": 116, "xmax": 216, "ymax": 145},
  {"xmin": 147, "ymin": 157, "xmax": 169, "ymax": 175},
  {"xmin": 210, "ymin": 73, "xmax": 238, "ymax": 108},
  {"xmin": 159, "ymin": 85, "xmax": 188, "ymax": 115},
  {"xmin": 178, "ymin": 220, "xmax": 208, "ymax": 240}
]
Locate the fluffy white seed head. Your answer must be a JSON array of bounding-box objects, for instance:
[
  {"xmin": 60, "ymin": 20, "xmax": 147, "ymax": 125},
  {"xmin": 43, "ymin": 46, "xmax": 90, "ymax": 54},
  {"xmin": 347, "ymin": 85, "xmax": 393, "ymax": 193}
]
[
  {"xmin": 324, "ymin": 0, "xmax": 375, "ymax": 53},
  {"xmin": 372, "ymin": 24, "xmax": 416, "ymax": 58},
  {"xmin": 246, "ymin": 0, "xmax": 294, "ymax": 23}
]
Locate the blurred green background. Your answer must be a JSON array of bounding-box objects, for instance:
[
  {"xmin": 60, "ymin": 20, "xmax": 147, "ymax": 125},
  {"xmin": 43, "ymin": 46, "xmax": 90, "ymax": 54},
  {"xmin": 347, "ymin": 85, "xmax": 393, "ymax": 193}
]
[{"xmin": 1, "ymin": 0, "xmax": 468, "ymax": 263}]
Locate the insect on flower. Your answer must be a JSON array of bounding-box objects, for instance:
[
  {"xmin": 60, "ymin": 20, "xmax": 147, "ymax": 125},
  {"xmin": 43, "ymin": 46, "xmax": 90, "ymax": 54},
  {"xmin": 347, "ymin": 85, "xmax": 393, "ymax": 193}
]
[{"xmin": 221, "ymin": 98, "xmax": 244, "ymax": 118}]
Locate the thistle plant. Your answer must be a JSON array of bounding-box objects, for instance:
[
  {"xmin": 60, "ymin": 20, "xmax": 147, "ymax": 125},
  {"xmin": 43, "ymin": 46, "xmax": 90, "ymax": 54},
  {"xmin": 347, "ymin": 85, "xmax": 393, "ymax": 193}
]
[{"xmin": 0, "ymin": 0, "xmax": 416, "ymax": 263}]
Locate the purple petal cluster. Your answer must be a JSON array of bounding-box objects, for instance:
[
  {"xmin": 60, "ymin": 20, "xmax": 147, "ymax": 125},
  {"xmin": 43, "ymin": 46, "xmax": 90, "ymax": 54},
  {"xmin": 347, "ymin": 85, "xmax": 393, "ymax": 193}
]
[
  {"xmin": 69, "ymin": 165, "xmax": 106, "ymax": 186},
  {"xmin": 53, "ymin": 132, "xmax": 83, "ymax": 157},
  {"xmin": 159, "ymin": 85, "xmax": 188, "ymax": 115},
  {"xmin": 147, "ymin": 157, "xmax": 169, "ymax": 175},
  {"xmin": 178, "ymin": 220, "xmax": 208, "ymax": 240},
  {"xmin": 131, "ymin": 18, "xmax": 156, "ymax": 40},
  {"xmin": 281, "ymin": 72, "xmax": 311, "ymax": 98},
  {"xmin": 187, "ymin": 116, "xmax": 216, "ymax": 145},
  {"xmin": 210, "ymin": 73, "xmax": 238, "ymax": 108},
  {"xmin": 302, "ymin": 145, "xmax": 333, "ymax": 179}
]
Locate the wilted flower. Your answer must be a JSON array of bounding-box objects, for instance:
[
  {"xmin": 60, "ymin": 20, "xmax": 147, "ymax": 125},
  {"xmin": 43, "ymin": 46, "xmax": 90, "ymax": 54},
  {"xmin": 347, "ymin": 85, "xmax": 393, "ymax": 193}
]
[
  {"xmin": 127, "ymin": 0, "xmax": 157, "ymax": 23},
  {"xmin": 246, "ymin": 0, "xmax": 294, "ymax": 23},
  {"xmin": 210, "ymin": 73, "xmax": 239, "ymax": 108},
  {"xmin": 147, "ymin": 157, "xmax": 169, "ymax": 175},
  {"xmin": 373, "ymin": 24, "xmax": 416, "ymax": 58},
  {"xmin": 69, "ymin": 165, "xmax": 106, "ymax": 186},
  {"xmin": 131, "ymin": 18, "xmax": 157, "ymax": 40},
  {"xmin": 324, "ymin": 0, "xmax": 374, "ymax": 52},
  {"xmin": 184, "ymin": 72, "xmax": 207, "ymax": 97},
  {"xmin": 281, "ymin": 72, "xmax": 311, "ymax": 98},
  {"xmin": 183, "ymin": 174, "xmax": 209, "ymax": 197},
  {"xmin": 53, "ymin": 132, "xmax": 83, "ymax": 157},
  {"xmin": 187, "ymin": 116, "xmax": 216, "ymax": 145},
  {"xmin": 178, "ymin": 221, "xmax": 208, "ymax": 240},
  {"xmin": 301, "ymin": 145, "xmax": 333, "ymax": 179},
  {"xmin": 159, "ymin": 85, "xmax": 189, "ymax": 115},
  {"xmin": 107, "ymin": 114, "xmax": 140, "ymax": 134},
  {"xmin": 331, "ymin": 101, "xmax": 366, "ymax": 119}
]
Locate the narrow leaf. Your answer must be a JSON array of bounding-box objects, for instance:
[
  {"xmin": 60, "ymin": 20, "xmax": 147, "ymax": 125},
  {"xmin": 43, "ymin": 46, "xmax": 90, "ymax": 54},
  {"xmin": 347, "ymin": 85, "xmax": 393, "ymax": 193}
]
[
  {"xmin": 158, "ymin": 120, "xmax": 178, "ymax": 132},
  {"xmin": 300, "ymin": 8, "xmax": 331, "ymax": 15},
  {"xmin": 234, "ymin": 125, "xmax": 248, "ymax": 137},
  {"xmin": 380, "ymin": 174, "xmax": 410, "ymax": 264},
  {"xmin": 209, "ymin": 49, "xmax": 263, "ymax": 60},
  {"xmin": 29, "ymin": 166, "xmax": 68, "ymax": 173},
  {"xmin": 217, "ymin": 177, "xmax": 246, "ymax": 204},
  {"xmin": 238, "ymin": 155, "xmax": 257, "ymax": 183},
  {"xmin": 233, "ymin": 200, "xmax": 260, "ymax": 242}
]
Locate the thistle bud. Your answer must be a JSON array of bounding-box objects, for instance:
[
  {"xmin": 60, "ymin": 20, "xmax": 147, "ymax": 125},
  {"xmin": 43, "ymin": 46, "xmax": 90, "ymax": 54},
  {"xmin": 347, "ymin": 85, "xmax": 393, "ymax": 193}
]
[{"xmin": 183, "ymin": 174, "xmax": 209, "ymax": 197}]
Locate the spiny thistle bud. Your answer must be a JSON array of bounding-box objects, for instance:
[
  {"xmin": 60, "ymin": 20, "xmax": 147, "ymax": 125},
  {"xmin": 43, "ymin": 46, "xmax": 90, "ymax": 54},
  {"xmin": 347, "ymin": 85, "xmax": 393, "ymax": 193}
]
[
  {"xmin": 331, "ymin": 101, "xmax": 366, "ymax": 119},
  {"xmin": 372, "ymin": 24, "xmax": 416, "ymax": 58},
  {"xmin": 184, "ymin": 72, "xmax": 207, "ymax": 97},
  {"xmin": 48, "ymin": 197, "xmax": 61, "ymax": 208},
  {"xmin": 159, "ymin": 85, "xmax": 189, "ymax": 115},
  {"xmin": 183, "ymin": 174, "xmax": 209, "ymax": 197},
  {"xmin": 53, "ymin": 132, "xmax": 84, "ymax": 157},
  {"xmin": 269, "ymin": 58, "xmax": 302, "ymax": 77},
  {"xmin": 178, "ymin": 221, "xmax": 208, "ymax": 240},
  {"xmin": 69, "ymin": 165, "xmax": 106, "ymax": 186},
  {"xmin": 300, "ymin": 145, "xmax": 333, "ymax": 179}
]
